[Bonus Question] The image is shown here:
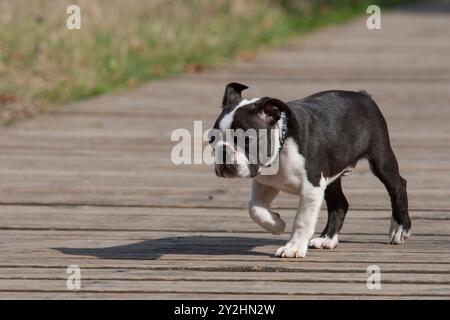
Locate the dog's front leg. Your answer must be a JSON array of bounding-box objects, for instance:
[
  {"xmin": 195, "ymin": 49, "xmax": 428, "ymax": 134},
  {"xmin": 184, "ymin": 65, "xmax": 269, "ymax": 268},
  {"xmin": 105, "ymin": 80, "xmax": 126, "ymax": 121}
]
[
  {"xmin": 248, "ymin": 180, "xmax": 285, "ymax": 235},
  {"xmin": 276, "ymin": 185, "xmax": 325, "ymax": 258}
]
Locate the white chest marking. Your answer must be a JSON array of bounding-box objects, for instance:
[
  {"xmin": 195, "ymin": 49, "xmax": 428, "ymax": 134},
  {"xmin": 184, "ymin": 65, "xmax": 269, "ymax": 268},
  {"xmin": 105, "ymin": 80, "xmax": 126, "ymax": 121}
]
[
  {"xmin": 255, "ymin": 138, "xmax": 305, "ymax": 194},
  {"xmin": 255, "ymin": 138, "xmax": 354, "ymax": 194}
]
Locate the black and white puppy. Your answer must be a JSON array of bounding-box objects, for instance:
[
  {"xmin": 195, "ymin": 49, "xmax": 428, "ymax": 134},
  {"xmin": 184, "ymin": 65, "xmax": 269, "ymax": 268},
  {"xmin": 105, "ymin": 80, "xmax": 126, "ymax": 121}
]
[{"xmin": 210, "ymin": 82, "xmax": 411, "ymax": 258}]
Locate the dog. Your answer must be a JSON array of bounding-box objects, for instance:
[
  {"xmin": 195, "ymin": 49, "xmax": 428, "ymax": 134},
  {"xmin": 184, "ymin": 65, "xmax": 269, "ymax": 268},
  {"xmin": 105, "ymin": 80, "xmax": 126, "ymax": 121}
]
[{"xmin": 210, "ymin": 82, "xmax": 411, "ymax": 258}]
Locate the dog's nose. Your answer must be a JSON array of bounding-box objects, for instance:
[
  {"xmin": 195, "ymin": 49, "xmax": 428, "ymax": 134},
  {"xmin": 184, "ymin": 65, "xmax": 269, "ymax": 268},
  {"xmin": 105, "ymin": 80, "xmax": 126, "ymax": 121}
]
[
  {"xmin": 215, "ymin": 165, "xmax": 220, "ymax": 177},
  {"xmin": 216, "ymin": 163, "xmax": 238, "ymax": 178},
  {"xmin": 215, "ymin": 164, "xmax": 224, "ymax": 177}
]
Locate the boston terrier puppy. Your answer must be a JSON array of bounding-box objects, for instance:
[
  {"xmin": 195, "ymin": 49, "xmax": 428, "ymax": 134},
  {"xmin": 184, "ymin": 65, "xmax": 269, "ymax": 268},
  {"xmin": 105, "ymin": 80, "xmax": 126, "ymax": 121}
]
[{"xmin": 210, "ymin": 82, "xmax": 411, "ymax": 258}]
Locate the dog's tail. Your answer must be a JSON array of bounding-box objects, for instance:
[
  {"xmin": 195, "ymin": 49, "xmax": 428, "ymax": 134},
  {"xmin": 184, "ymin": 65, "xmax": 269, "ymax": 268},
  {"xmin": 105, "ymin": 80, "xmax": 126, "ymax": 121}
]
[{"xmin": 358, "ymin": 90, "xmax": 372, "ymax": 97}]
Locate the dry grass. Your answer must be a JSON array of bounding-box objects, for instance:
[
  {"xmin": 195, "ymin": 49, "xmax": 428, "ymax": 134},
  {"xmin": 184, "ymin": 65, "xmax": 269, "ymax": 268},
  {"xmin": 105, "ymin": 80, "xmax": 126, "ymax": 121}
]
[{"xmin": 0, "ymin": 0, "xmax": 289, "ymax": 123}]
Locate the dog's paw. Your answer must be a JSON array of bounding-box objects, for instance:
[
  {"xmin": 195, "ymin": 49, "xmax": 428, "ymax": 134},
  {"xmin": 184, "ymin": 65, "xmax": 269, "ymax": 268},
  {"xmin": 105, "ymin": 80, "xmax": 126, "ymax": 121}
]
[
  {"xmin": 265, "ymin": 213, "xmax": 286, "ymax": 235},
  {"xmin": 389, "ymin": 220, "xmax": 411, "ymax": 245},
  {"xmin": 275, "ymin": 241, "xmax": 308, "ymax": 258},
  {"xmin": 249, "ymin": 208, "xmax": 286, "ymax": 235},
  {"xmin": 309, "ymin": 235, "xmax": 339, "ymax": 249}
]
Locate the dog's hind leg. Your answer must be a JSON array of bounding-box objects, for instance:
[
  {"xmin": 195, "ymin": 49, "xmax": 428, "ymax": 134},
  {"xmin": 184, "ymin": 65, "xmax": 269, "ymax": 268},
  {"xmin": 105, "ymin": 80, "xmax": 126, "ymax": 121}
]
[
  {"xmin": 310, "ymin": 178, "xmax": 348, "ymax": 250},
  {"xmin": 368, "ymin": 145, "xmax": 411, "ymax": 244},
  {"xmin": 248, "ymin": 180, "xmax": 285, "ymax": 235}
]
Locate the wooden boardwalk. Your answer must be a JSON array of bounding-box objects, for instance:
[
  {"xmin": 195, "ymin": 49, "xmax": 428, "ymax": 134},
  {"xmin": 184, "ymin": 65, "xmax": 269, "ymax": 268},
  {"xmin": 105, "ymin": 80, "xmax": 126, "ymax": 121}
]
[{"xmin": 0, "ymin": 2, "xmax": 449, "ymax": 299}]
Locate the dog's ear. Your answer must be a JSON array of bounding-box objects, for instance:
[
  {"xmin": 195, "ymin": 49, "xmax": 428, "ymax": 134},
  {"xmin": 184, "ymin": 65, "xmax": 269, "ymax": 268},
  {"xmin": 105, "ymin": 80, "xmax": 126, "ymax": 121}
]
[
  {"xmin": 222, "ymin": 82, "xmax": 248, "ymax": 107},
  {"xmin": 254, "ymin": 97, "xmax": 290, "ymax": 127}
]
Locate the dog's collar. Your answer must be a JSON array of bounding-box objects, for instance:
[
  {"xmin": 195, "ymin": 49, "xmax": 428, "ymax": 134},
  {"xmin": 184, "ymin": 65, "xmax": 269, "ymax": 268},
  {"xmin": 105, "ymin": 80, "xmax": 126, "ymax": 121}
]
[
  {"xmin": 258, "ymin": 112, "xmax": 288, "ymax": 172},
  {"xmin": 278, "ymin": 111, "xmax": 288, "ymax": 153}
]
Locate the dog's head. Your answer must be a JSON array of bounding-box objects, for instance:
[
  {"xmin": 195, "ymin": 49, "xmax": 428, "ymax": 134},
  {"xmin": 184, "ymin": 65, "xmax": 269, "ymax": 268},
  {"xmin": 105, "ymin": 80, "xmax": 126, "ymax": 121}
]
[{"xmin": 209, "ymin": 82, "xmax": 290, "ymax": 178}]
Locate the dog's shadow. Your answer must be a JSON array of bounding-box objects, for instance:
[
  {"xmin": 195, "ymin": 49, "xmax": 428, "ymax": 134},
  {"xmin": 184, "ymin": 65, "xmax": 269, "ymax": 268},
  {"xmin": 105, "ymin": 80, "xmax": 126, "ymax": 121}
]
[{"xmin": 54, "ymin": 235, "xmax": 285, "ymax": 260}]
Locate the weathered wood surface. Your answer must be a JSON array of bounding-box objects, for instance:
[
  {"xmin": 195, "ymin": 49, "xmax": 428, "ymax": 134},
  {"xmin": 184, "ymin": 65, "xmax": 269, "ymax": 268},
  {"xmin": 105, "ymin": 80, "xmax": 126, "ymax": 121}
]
[{"xmin": 0, "ymin": 2, "xmax": 449, "ymax": 299}]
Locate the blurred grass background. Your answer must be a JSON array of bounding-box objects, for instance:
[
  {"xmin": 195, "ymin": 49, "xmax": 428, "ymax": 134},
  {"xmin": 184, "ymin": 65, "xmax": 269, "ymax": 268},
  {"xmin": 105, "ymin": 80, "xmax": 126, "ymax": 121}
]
[{"xmin": 0, "ymin": 0, "xmax": 412, "ymax": 124}]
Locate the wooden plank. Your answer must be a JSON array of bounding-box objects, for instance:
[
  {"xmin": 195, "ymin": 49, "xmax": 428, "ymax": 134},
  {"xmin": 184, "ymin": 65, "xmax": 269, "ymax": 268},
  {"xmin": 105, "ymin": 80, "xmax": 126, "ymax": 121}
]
[
  {"xmin": 3, "ymin": 260, "xmax": 450, "ymax": 275},
  {"xmin": 0, "ymin": 204, "xmax": 448, "ymax": 219},
  {"xmin": 1, "ymin": 268, "xmax": 449, "ymax": 284},
  {"xmin": 4, "ymin": 242, "xmax": 450, "ymax": 264},
  {"xmin": 0, "ymin": 279, "xmax": 449, "ymax": 297},
  {"xmin": 1, "ymin": 186, "xmax": 448, "ymax": 210},
  {"xmin": 0, "ymin": 231, "xmax": 449, "ymax": 265},
  {"xmin": 0, "ymin": 206, "xmax": 448, "ymax": 235},
  {"xmin": 0, "ymin": 292, "xmax": 445, "ymax": 300}
]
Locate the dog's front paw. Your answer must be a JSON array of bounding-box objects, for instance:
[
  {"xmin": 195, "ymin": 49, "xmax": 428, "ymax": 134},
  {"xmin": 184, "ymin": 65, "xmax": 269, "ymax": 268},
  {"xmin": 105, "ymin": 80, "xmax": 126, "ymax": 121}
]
[
  {"xmin": 389, "ymin": 220, "xmax": 411, "ymax": 245},
  {"xmin": 266, "ymin": 212, "xmax": 286, "ymax": 235},
  {"xmin": 275, "ymin": 241, "xmax": 308, "ymax": 258},
  {"xmin": 249, "ymin": 208, "xmax": 286, "ymax": 235},
  {"xmin": 309, "ymin": 235, "xmax": 339, "ymax": 249}
]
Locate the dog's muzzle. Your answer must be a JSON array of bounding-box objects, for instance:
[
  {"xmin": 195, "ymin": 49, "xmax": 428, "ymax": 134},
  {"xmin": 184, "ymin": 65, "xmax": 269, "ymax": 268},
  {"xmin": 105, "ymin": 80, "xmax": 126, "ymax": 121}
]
[{"xmin": 213, "ymin": 142, "xmax": 256, "ymax": 178}]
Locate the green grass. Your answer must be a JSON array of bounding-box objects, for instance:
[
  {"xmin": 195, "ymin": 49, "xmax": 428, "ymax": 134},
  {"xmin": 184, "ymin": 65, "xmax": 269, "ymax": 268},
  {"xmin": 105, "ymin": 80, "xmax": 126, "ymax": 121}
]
[{"xmin": 0, "ymin": 0, "xmax": 414, "ymax": 124}]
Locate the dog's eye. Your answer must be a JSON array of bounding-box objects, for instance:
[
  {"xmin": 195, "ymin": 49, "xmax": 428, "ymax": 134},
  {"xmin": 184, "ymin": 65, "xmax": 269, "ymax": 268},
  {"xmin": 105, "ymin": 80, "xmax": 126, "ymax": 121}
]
[{"xmin": 209, "ymin": 136, "xmax": 216, "ymax": 145}]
